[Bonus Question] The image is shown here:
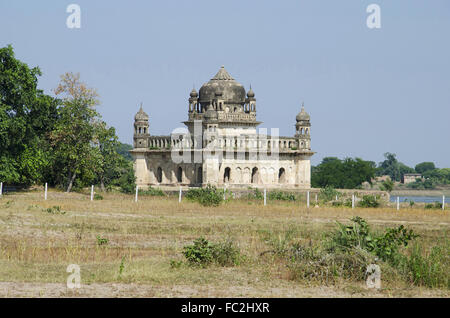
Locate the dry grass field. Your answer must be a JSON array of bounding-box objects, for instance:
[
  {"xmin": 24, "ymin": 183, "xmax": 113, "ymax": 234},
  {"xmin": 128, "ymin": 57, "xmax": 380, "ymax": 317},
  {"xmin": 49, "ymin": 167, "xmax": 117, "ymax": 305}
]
[{"xmin": 0, "ymin": 189, "xmax": 448, "ymax": 298}]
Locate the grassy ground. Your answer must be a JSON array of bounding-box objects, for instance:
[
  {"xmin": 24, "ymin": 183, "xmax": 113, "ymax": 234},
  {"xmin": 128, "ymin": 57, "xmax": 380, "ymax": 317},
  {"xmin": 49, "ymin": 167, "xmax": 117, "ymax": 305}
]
[{"xmin": 0, "ymin": 190, "xmax": 448, "ymax": 297}]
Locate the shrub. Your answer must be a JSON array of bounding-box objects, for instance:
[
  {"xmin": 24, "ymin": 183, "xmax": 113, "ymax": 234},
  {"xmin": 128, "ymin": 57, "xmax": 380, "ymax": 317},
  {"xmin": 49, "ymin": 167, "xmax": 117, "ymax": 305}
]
[
  {"xmin": 425, "ymin": 202, "xmax": 442, "ymax": 210},
  {"xmin": 94, "ymin": 193, "xmax": 103, "ymax": 200},
  {"xmin": 358, "ymin": 195, "xmax": 380, "ymax": 208},
  {"xmin": 247, "ymin": 188, "xmax": 263, "ymax": 200},
  {"xmin": 96, "ymin": 235, "xmax": 109, "ymax": 246},
  {"xmin": 182, "ymin": 237, "xmax": 242, "ymax": 267},
  {"xmin": 185, "ymin": 185, "xmax": 222, "ymax": 206},
  {"xmin": 319, "ymin": 186, "xmax": 340, "ymax": 202},
  {"xmin": 268, "ymin": 191, "xmax": 296, "ymax": 201},
  {"xmin": 400, "ymin": 243, "xmax": 449, "ymax": 289},
  {"xmin": 139, "ymin": 187, "xmax": 165, "ymax": 197},
  {"xmin": 44, "ymin": 206, "xmax": 65, "ymax": 214}
]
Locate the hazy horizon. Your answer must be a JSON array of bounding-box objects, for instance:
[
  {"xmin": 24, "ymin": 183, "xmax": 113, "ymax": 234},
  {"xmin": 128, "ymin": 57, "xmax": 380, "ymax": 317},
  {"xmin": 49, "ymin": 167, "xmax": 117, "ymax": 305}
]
[{"xmin": 1, "ymin": 0, "xmax": 449, "ymax": 168}]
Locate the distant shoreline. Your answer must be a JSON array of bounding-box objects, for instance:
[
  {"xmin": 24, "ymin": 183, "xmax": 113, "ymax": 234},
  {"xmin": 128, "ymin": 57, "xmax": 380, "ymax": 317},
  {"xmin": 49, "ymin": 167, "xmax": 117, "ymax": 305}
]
[{"xmin": 391, "ymin": 189, "xmax": 450, "ymax": 196}]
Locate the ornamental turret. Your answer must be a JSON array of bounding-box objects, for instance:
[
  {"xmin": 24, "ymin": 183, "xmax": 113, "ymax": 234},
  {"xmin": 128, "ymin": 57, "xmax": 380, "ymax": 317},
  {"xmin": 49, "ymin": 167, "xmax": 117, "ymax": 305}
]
[
  {"xmin": 295, "ymin": 102, "xmax": 311, "ymax": 150},
  {"xmin": 133, "ymin": 104, "xmax": 149, "ymax": 148}
]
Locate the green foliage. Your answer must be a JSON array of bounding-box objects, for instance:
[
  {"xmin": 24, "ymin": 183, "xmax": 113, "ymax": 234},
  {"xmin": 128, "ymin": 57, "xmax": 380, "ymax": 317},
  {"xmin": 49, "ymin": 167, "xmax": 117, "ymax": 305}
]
[
  {"xmin": 400, "ymin": 243, "xmax": 449, "ymax": 289},
  {"xmin": 318, "ymin": 186, "xmax": 340, "ymax": 202},
  {"xmin": 93, "ymin": 193, "xmax": 103, "ymax": 200},
  {"xmin": 379, "ymin": 178, "xmax": 394, "ymax": 192},
  {"xmin": 268, "ymin": 190, "xmax": 296, "ymax": 201},
  {"xmin": 407, "ymin": 178, "xmax": 435, "ymax": 190},
  {"xmin": 185, "ymin": 185, "xmax": 222, "ymax": 206},
  {"xmin": 311, "ymin": 157, "xmax": 376, "ymax": 189},
  {"xmin": 139, "ymin": 187, "xmax": 165, "ymax": 196},
  {"xmin": 425, "ymin": 202, "xmax": 442, "ymax": 210},
  {"xmin": 423, "ymin": 168, "xmax": 450, "ymax": 185},
  {"xmin": 377, "ymin": 153, "xmax": 414, "ymax": 182},
  {"xmin": 327, "ymin": 216, "xmax": 418, "ymax": 264},
  {"xmin": 44, "ymin": 206, "xmax": 65, "ymax": 214},
  {"xmin": 115, "ymin": 143, "xmax": 133, "ymax": 161},
  {"xmin": 118, "ymin": 256, "xmax": 126, "ymax": 276},
  {"xmin": 247, "ymin": 188, "xmax": 264, "ymax": 200},
  {"xmin": 415, "ymin": 162, "xmax": 435, "ymax": 174},
  {"xmin": 0, "ymin": 45, "xmax": 58, "ymax": 185},
  {"xmin": 96, "ymin": 235, "xmax": 109, "ymax": 246},
  {"xmin": 358, "ymin": 195, "xmax": 380, "ymax": 208},
  {"xmin": 182, "ymin": 237, "xmax": 242, "ymax": 267}
]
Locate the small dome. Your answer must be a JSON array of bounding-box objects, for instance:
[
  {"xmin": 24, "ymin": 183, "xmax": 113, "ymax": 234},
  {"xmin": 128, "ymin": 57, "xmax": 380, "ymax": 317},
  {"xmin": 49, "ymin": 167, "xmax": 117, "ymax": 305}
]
[
  {"xmin": 247, "ymin": 86, "xmax": 255, "ymax": 98},
  {"xmin": 296, "ymin": 104, "xmax": 310, "ymax": 122},
  {"xmin": 198, "ymin": 66, "xmax": 246, "ymax": 103},
  {"xmin": 134, "ymin": 105, "xmax": 149, "ymax": 121},
  {"xmin": 190, "ymin": 88, "xmax": 198, "ymax": 98}
]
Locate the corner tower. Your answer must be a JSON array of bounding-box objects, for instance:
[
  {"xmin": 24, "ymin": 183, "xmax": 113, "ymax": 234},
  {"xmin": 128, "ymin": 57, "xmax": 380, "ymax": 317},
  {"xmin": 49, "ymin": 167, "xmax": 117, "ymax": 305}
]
[
  {"xmin": 133, "ymin": 104, "xmax": 149, "ymax": 148},
  {"xmin": 295, "ymin": 102, "xmax": 311, "ymax": 150}
]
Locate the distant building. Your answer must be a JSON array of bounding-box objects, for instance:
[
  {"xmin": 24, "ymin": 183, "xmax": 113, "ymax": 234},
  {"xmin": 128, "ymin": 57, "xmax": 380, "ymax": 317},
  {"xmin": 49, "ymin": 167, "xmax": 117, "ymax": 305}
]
[
  {"xmin": 403, "ymin": 173, "xmax": 422, "ymax": 184},
  {"xmin": 130, "ymin": 66, "xmax": 315, "ymax": 188}
]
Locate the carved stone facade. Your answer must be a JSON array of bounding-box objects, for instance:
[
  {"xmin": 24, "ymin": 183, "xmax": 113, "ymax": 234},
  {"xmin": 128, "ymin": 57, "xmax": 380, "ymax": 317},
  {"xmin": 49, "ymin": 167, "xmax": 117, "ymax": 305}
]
[{"xmin": 130, "ymin": 66, "xmax": 315, "ymax": 188}]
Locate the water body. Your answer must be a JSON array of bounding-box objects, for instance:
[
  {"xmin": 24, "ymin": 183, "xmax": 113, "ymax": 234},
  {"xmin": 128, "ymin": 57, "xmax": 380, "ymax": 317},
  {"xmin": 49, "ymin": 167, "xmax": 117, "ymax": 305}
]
[{"xmin": 389, "ymin": 196, "xmax": 449, "ymax": 203}]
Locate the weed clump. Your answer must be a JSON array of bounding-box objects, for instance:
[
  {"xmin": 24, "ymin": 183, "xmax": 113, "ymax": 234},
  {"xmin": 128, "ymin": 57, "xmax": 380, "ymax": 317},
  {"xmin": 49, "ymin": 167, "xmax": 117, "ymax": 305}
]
[
  {"xmin": 182, "ymin": 237, "xmax": 242, "ymax": 267},
  {"xmin": 44, "ymin": 206, "xmax": 65, "ymax": 214},
  {"xmin": 139, "ymin": 187, "xmax": 166, "ymax": 197},
  {"xmin": 358, "ymin": 195, "xmax": 381, "ymax": 208},
  {"xmin": 185, "ymin": 185, "xmax": 222, "ymax": 206}
]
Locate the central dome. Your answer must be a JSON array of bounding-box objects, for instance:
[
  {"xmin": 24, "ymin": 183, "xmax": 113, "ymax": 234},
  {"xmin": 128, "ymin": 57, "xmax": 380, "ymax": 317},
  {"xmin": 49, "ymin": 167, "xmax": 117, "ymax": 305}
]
[{"xmin": 198, "ymin": 66, "xmax": 246, "ymax": 105}]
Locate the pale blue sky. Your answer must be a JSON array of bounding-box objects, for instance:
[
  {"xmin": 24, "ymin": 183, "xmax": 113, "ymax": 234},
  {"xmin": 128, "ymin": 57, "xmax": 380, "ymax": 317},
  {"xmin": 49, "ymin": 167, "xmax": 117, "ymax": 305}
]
[{"xmin": 1, "ymin": 0, "xmax": 449, "ymax": 167}]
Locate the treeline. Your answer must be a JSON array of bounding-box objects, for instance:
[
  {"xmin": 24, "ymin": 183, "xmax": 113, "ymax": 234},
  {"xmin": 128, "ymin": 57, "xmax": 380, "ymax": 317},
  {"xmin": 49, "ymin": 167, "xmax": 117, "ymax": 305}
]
[
  {"xmin": 0, "ymin": 45, "xmax": 135, "ymax": 192},
  {"xmin": 312, "ymin": 152, "xmax": 449, "ymax": 189}
]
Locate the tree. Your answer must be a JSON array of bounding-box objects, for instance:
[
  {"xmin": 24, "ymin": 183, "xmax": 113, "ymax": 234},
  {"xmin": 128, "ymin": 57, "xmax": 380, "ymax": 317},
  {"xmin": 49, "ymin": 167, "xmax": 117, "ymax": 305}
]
[
  {"xmin": 415, "ymin": 162, "xmax": 435, "ymax": 174},
  {"xmin": 50, "ymin": 72, "xmax": 100, "ymax": 192},
  {"xmin": 379, "ymin": 177, "xmax": 394, "ymax": 192},
  {"xmin": 0, "ymin": 45, "xmax": 58, "ymax": 185},
  {"xmin": 312, "ymin": 157, "xmax": 375, "ymax": 189},
  {"xmin": 377, "ymin": 152, "xmax": 414, "ymax": 182}
]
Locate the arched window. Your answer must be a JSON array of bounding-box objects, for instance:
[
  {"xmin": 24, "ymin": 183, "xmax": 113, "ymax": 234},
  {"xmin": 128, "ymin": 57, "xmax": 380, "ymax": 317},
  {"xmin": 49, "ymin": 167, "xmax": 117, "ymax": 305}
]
[
  {"xmin": 156, "ymin": 167, "xmax": 162, "ymax": 183},
  {"xmin": 177, "ymin": 167, "xmax": 182, "ymax": 183},
  {"xmin": 251, "ymin": 167, "xmax": 259, "ymax": 184},
  {"xmin": 139, "ymin": 127, "xmax": 142, "ymax": 134},
  {"xmin": 197, "ymin": 167, "xmax": 203, "ymax": 184},
  {"xmin": 224, "ymin": 167, "xmax": 231, "ymax": 183},
  {"xmin": 143, "ymin": 127, "xmax": 146, "ymax": 134},
  {"xmin": 278, "ymin": 168, "xmax": 286, "ymax": 184}
]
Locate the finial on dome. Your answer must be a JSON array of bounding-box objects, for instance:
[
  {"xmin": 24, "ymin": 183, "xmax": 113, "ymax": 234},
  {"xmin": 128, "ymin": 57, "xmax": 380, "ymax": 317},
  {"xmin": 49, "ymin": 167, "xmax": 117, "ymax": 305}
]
[{"xmin": 247, "ymin": 85, "xmax": 255, "ymax": 98}]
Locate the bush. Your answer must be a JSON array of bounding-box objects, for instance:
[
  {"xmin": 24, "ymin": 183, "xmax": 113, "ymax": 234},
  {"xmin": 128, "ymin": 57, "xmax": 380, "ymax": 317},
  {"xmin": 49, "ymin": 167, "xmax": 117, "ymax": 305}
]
[
  {"xmin": 358, "ymin": 195, "xmax": 380, "ymax": 208},
  {"xmin": 185, "ymin": 185, "xmax": 222, "ymax": 206},
  {"xmin": 182, "ymin": 237, "xmax": 242, "ymax": 267},
  {"xmin": 247, "ymin": 188, "xmax": 263, "ymax": 200},
  {"xmin": 268, "ymin": 191, "xmax": 296, "ymax": 201},
  {"xmin": 425, "ymin": 202, "xmax": 442, "ymax": 210},
  {"xmin": 319, "ymin": 186, "xmax": 340, "ymax": 202},
  {"xmin": 94, "ymin": 193, "xmax": 103, "ymax": 200},
  {"xmin": 400, "ymin": 243, "xmax": 449, "ymax": 289},
  {"xmin": 139, "ymin": 187, "xmax": 165, "ymax": 196}
]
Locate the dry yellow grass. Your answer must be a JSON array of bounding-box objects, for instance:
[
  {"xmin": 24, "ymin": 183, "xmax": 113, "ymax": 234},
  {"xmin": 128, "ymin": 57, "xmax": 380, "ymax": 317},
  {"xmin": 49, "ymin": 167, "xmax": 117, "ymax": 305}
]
[{"xmin": 0, "ymin": 189, "xmax": 448, "ymax": 297}]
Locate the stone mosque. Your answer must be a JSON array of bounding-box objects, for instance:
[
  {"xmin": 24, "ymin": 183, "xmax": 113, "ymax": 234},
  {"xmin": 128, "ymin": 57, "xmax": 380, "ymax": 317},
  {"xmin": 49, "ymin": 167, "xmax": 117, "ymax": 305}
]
[{"xmin": 130, "ymin": 66, "xmax": 314, "ymax": 188}]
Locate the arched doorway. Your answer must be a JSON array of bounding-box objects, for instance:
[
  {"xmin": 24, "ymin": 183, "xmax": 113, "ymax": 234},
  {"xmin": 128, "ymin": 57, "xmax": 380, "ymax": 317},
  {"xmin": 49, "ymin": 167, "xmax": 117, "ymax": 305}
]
[
  {"xmin": 278, "ymin": 168, "xmax": 286, "ymax": 184},
  {"xmin": 251, "ymin": 167, "xmax": 259, "ymax": 184},
  {"xmin": 197, "ymin": 166, "xmax": 203, "ymax": 184},
  {"xmin": 156, "ymin": 167, "xmax": 162, "ymax": 183},
  {"xmin": 177, "ymin": 167, "xmax": 183, "ymax": 183},
  {"xmin": 224, "ymin": 167, "xmax": 231, "ymax": 183}
]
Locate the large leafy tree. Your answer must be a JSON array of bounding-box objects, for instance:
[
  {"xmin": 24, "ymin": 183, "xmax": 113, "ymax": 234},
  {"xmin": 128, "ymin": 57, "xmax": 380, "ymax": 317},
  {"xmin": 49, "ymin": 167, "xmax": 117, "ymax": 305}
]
[
  {"xmin": 0, "ymin": 45, "xmax": 58, "ymax": 185},
  {"xmin": 377, "ymin": 152, "xmax": 414, "ymax": 182},
  {"xmin": 415, "ymin": 162, "xmax": 435, "ymax": 174},
  {"xmin": 50, "ymin": 72, "xmax": 100, "ymax": 192},
  {"xmin": 312, "ymin": 157, "xmax": 376, "ymax": 189}
]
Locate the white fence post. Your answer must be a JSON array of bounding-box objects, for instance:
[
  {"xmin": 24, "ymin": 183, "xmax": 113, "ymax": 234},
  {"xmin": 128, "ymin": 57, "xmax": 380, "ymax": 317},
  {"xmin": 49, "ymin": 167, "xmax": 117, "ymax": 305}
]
[
  {"xmin": 264, "ymin": 188, "xmax": 266, "ymax": 206},
  {"xmin": 223, "ymin": 186, "xmax": 226, "ymax": 201},
  {"xmin": 45, "ymin": 183, "xmax": 48, "ymax": 200},
  {"xmin": 135, "ymin": 185, "xmax": 138, "ymax": 202},
  {"xmin": 396, "ymin": 196, "xmax": 400, "ymax": 211},
  {"xmin": 443, "ymin": 195, "xmax": 445, "ymax": 211},
  {"xmin": 352, "ymin": 194, "xmax": 355, "ymax": 209},
  {"xmin": 315, "ymin": 194, "xmax": 318, "ymax": 203},
  {"xmin": 0, "ymin": 182, "xmax": 2, "ymax": 197},
  {"xmin": 90, "ymin": 185, "xmax": 94, "ymax": 201},
  {"xmin": 307, "ymin": 191, "xmax": 310, "ymax": 208},
  {"xmin": 179, "ymin": 186, "xmax": 182, "ymax": 203}
]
